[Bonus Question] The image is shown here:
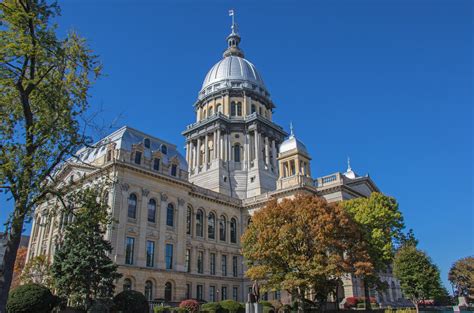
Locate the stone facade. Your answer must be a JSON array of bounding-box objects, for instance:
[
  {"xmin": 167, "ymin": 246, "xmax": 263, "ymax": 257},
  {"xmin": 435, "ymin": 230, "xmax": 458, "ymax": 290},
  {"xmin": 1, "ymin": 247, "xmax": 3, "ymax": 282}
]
[{"xmin": 26, "ymin": 19, "xmax": 405, "ymax": 307}]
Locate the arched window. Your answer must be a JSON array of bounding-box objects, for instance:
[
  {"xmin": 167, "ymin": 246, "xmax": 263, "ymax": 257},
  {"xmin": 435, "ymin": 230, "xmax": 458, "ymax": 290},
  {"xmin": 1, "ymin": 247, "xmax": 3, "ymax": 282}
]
[
  {"xmin": 147, "ymin": 199, "xmax": 156, "ymax": 223},
  {"xmin": 231, "ymin": 102, "xmax": 236, "ymax": 116},
  {"xmin": 145, "ymin": 280, "xmax": 153, "ymax": 301},
  {"xmin": 234, "ymin": 144, "xmax": 241, "ymax": 162},
  {"xmin": 166, "ymin": 203, "xmax": 174, "ymax": 227},
  {"xmin": 186, "ymin": 206, "xmax": 192, "ymax": 235},
  {"xmin": 128, "ymin": 194, "xmax": 137, "ymax": 219},
  {"xmin": 196, "ymin": 209, "xmax": 204, "ymax": 237},
  {"xmin": 161, "ymin": 144, "xmax": 168, "ymax": 155},
  {"xmin": 219, "ymin": 215, "xmax": 227, "ymax": 241},
  {"xmin": 144, "ymin": 138, "xmax": 151, "ymax": 148},
  {"xmin": 251, "ymin": 104, "xmax": 256, "ymax": 114},
  {"xmin": 216, "ymin": 104, "xmax": 222, "ymax": 113},
  {"xmin": 123, "ymin": 278, "xmax": 132, "ymax": 291},
  {"xmin": 209, "ymin": 106, "xmax": 214, "ymax": 115},
  {"xmin": 164, "ymin": 282, "xmax": 172, "ymax": 302},
  {"xmin": 230, "ymin": 218, "xmax": 237, "ymax": 243},
  {"xmin": 236, "ymin": 102, "xmax": 242, "ymax": 116},
  {"xmin": 208, "ymin": 212, "xmax": 216, "ymax": 239}
]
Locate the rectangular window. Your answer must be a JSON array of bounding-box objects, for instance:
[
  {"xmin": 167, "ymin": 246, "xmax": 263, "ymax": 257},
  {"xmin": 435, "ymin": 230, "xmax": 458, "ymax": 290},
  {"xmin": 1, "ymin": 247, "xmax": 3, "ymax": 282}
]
[
  {"xmin": 171, "ymin": 164, "xmax": 177, "ymax": 176},
  {"xmin": 221, "ymin": 286, "xmax": 227, "ymax": 300},
  {"xmin": 210, "ymin": 253, "xmax": 216, "ymax": 275},
  {"xmin": 210, "ymin": 286, "xmax": 216, "ymax": 302},
  {"xmin": 146, "ymin": 240, "xmax": 155, "ymax": 267},
  {"xmin": 221, "ymin": 255, "xmax": 227, "ymax": 276},
  {"xmin": 134, "ymin": 151, "xmax": 142, "ymax": 164},
  {"xmin": 186, "ymin": 283, "xmax": 191, "ymax": 299},
  {"xmin": 106, "ymin": 150, "xmax": 112, "ymax": 162},
  {"xmin": 125, "ymin": 237, "xmax": 135, "ymax": 265},
  {"xmin": 232, "ymin": 256, "xmax": 238, "ymax": 277},
  {"xmin": 274, "ymin": 290, "xmax": 281, "ymax": 300},
  {"xmin": 197, "ymin": 251, "xmax": 204, "ymax": 274},
  {"xmin": 233, "ymin": 287, "xmax": 238, "ymax": 301},
  {"xmin": 165, "ymin": 244, "xmax": 173, "ymax": 269},
  {"xmin": 197, "ymin": 284, "xmax": 203, "ymax": 301},
  {"xmin": 185, "ymin": 249, "xmax": 191, "ymax": 273},
  {"xmin": 153, "ymin": 158, "xmax": 160, "ymax": 171}
]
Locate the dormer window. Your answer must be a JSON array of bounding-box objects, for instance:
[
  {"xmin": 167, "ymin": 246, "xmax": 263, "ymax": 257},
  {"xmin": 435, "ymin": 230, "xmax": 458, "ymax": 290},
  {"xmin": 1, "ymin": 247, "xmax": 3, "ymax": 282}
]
[
  {"xmin": 144, "ymin": 138, "xmax": 151, "ymax": 149},
  {"xmin": 134, "ymin": 151, "xmax": 142, "ymax": 165},
  {"xmin": 161, "ymin": 144, "xmax": 167, "ymax": 155},
  {"xmin": 153, "ymin": 158, "xmax": 160, "ymax": 171},
  {"xmin": 106, "ymin": 150, "xmax": 112, "ymax": 162},
  {"xmin": 171, "ymin": 164, "xmax": 178, "ymax": 177}
]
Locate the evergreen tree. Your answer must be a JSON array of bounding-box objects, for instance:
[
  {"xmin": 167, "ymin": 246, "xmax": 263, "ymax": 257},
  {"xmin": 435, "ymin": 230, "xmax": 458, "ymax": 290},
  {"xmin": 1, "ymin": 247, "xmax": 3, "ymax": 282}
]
[{"xmin": 51, "ymin": 186, "xmax": 121, "ymax": 309}]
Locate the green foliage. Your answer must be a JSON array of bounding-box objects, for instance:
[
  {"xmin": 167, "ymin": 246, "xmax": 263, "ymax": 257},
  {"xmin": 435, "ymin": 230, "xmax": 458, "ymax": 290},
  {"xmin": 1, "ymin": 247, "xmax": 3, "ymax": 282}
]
[
  {"xmin": 259, "ymin": 300, "xmax": 273, "ymax": 307},
  {"xmin": 200, "ymin": 302, "xmax": 221, "ymax": 312},
  {"xmin": 20, "ymin": 254, "xmax": 53, "ymax": 288},
  {"xmin": 342, "ymin": 192, "xmax": 405, "ymax": 272},
  {"xmin": 448, "ymin": 256, "xmax": 474, "ymax": 299},
  {"xmin": 113, "ymin": 290, "xmax": 149, "ymax": 313},
  {"xmin": 219, "ymin": 300, "xmax": 243, "ymax": 313},
  {"xmin": 51, "ymin": 187, "xmax": 122, "ymax": 309},
  {"xmin": 153, "ymin": 306, "xmax": 172, "ymax": 313},
  {"xmin": 87, "ymin": 298, "xmax": 114, "ymax": 313},
  {"xmin": 0, "ymin": 0, "xmax": 101, "ymax": 309},
  {"xmin": 393, "ymin": 245, "xmax": 444, "ymax": 308},
  {"xmin": 6, "ymin": 283, "xmax": 57, "ymax": 313}
]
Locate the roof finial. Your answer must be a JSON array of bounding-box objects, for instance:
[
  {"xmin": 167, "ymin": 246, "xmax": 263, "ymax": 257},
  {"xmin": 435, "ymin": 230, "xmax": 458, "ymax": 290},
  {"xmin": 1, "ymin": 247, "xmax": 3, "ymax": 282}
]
[
  {"xmin": 229, "ymin": 9, "xmax": 236, "ymax": 34},
  {"xmin": 290, "ymin": 121, "xmax": 294, "ymax": 137},
  {"xmin": 347, "ymin": 156, "xmax": 352, "ymax": 171}
]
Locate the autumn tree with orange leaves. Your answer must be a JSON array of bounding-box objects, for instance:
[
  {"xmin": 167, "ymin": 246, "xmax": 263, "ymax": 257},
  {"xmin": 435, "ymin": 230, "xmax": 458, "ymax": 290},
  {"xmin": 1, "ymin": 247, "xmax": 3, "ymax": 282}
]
[
  {"xmin": 241, "ymin": 194, "xmax": 374, "ymax": 312},
  {"xmin": 11, "ymin": 247, "xmax": 27, "ymax": 289}
]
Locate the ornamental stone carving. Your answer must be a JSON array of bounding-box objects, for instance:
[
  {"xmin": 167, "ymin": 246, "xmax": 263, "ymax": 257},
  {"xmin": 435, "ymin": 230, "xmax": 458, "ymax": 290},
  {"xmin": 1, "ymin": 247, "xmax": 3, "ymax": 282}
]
[
  {"xmin": 121, "ymin": 183, "xmax": 130, "ymax": 192},
  {"xmin": 178, "ymin": 198, "xmax": 185, "ymax": 206},
  {"xmin": 161, "ymin": 193, "xmax": 168, "ymax": 202},
  {"xmin": 141, "ymin": 188, "xmax": 150, "ymax": 197}
]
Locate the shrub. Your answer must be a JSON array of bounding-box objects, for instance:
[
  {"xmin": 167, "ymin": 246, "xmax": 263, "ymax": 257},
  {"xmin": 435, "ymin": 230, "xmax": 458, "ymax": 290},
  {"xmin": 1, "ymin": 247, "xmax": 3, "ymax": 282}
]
[
  {"xmin": 219, "ymin": 300, "xmax": 243, "ymax": 313},
  {"xmin": 179, "ymin": 299, "xmax": 200, "ymax": 313},
  {"xmin": 201, "ymin": 302, "xmax": 221, "ymax": 312},
  {"xmin": 6, "ymin": 283, "xmax": 57, "ymax": 313},
  {"xmin": 153, "ymin": 305, "xmax": 172, "ymax": 313},
  {"xmin": 113, "ymin": 290, "xmax": 149, "ymax": 313},
  {"xmin": 88, "ymin": 298, "xmax": 114, "ymax": 313}
]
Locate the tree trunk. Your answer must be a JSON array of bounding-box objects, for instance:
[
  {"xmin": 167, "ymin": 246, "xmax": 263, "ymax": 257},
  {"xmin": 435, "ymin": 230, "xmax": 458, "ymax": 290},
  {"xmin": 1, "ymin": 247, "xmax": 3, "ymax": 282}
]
[
  {"xmin": 414, "ymin": 302, "xmax": 419, "ymax": 313},
  {"xmin": 363, "ymin": 278, "xmax": 371, "ymax": 311},
  {"xmin": 297, "ymin": 288, "xmax": 304, "ymax": 313},
  {"xmin": 0, "ymin": 210, "xmax": 26, "ymax": 313}
]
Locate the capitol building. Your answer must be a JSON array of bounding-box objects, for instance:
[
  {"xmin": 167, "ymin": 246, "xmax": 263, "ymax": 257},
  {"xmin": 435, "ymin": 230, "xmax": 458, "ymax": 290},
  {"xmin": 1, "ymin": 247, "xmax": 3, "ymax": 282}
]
[{"xmin": 26, "ymin": 19, "xmax": 404, "ymax": 307}]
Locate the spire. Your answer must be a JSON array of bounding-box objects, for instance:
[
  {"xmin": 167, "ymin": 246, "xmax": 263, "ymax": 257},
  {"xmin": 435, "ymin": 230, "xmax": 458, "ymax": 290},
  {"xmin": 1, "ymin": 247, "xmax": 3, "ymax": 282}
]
[
  {"xmin": 223, "ymin": 9, "xmax": 244, "ymax": 58},
  {"xmin": 290, "ymin": 122, "xmax": 294, "ymax": 137},
  {"xmin": 347, "ymin": 156, "xmax": 351, "ymax": 171}
]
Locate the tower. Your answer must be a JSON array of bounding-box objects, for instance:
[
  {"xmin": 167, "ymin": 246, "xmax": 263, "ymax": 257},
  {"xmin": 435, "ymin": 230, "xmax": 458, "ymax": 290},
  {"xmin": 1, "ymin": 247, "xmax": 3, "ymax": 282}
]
[
  {"xmin": 276, "ymin": 124, "xmax": 313, "ymax": 189},
  {"xmin": 182, "ymin": 14, "xmax": 287, "ymax": 199}
]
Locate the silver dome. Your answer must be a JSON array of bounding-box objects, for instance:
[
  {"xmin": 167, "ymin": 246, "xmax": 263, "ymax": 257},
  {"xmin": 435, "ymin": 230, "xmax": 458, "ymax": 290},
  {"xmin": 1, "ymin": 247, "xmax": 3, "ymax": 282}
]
[
  {"xmin": 198, "ymin": 56, "xmax": 270, "ymax": 100},
  {"xmin": 279, "ymin": 135, "xmax": 309, "ymax": 156}
]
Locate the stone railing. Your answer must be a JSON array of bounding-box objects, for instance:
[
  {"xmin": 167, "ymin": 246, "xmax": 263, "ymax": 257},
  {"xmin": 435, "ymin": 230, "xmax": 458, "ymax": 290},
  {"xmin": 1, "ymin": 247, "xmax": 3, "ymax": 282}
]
[{"xmin": 314, "ymin": 172, "xmax": 343, "ymax": 188}]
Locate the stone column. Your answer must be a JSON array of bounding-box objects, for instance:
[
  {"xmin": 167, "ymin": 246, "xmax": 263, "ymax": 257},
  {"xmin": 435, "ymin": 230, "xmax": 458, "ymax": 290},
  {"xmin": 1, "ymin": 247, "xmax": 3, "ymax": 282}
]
[
  {"xmin": 264, "ymin": 137, "xmax": 270, "ymax": 166},
  {"xmin": 216, "ymin": 130, "xmax": 221, "ymax": 161},
  {"xmin": 115, "ymin": 183, "xmax": 130, "ymax": 263},
  {"xmin": 157, "ymin": 193, "xmax": 168, "ymax": 269},
  {"xmin": 213, "ymin": 130, "xmax": 218, "ymax": 160},
  {"xmin": 185, "ymin": 142, "xmax": 189, "ymax": 167},
  {"xmin": 224, "ymin": 133, "xmax": 229, "ymax": 161},
  {"xmin": 190, "ymin": 142, "xmax": 195, "ymax": 171},
  {"xmin": 137, "ymin": 188, "xmax": 149, "ymax": 267},
  {"xmin": 176, "ymin": 198, "xmax": 186, "ymax": 272},
  {"xmin": 254, "ymin": 129, "xmax": 259, "ymax": 165},
  {"xmin": 271, "ymin": 140, "xmax": 277, "ymax": 170},
  {"xmin": 278, "ymin": 160, "xmax": 284, "ymax": 179},
  {"xmin": 204, "ymin": 134, "xmax": 209, "ymax": 165},
  {"xmin": 219, "ymin": 131, "xmax": 224, "ymax": 160},
  {"xmin": 196, "ymin": 137, "xmax": 202, "ymax": 170},
  {"xmin": 245, "ymin": 133, "xmax": 250, "ymax": 169}
]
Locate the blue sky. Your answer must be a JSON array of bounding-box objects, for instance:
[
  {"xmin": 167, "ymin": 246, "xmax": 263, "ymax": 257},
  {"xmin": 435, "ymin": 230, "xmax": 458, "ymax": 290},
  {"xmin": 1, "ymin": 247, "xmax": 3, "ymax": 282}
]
[{"xmin": 1, "ymin": 0, "xmax": 472, "ymax": 290}]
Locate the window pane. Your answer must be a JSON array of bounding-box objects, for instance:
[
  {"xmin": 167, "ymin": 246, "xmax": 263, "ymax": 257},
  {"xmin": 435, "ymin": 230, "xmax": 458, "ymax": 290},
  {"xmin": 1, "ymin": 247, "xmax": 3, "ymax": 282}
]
[
  {"xmin": 128, "ymin": 194, "xmax": 137, "ymax": 219},
  {"xmin": 134, "ymin": 151, "xmax": 142, "ymax": 164},
  {"xmin": 196, "ymin": 210, "xmax": 203, "ymax": 237},
  {"xmin": 185, "ymin": 249, "xmax": 191, "ymax": 272},
  {"xmin": 230, "ymin": 218, "xmax": 237, "ymax": 243},
  {"xmin": 210, "ymin": 253, "xmax": 216, "ymax": 275},
  {"xmin": 148, "ymin": 199, "xmax": 156, "ymax": 223},
  {"xmin": 197, "ymin": 251, "xmax": 203, "ymax": 274},
  {"xmin": 146, "ymin": 241, "xmax": 155, "ymax": 267},
  {"xmin": 167, "ymin": 204, "xmax": 174, "ymax": 227},
  {"xmin": 153, "ymin": 158, "xmax": 160, "ymax": 171},
  {"xmin": 186, "ymin": 207, "xmax": 192, "ymax": 235},
  {"xmin": 165, "ymin": 244, "xmax": 173, "ymax": 269},
  {"xmin": 233, "ymin": 256, "xmax": 238, "ymax": 277},
  {"xmin": 222, "ymin": 255, "xmax": 227, "ymax": 276},
  {"xmin": 219, "ymin": 216, "xmax": 226, "ymax": 241},
  {"xmin": 125, "ymin": 237, "xmax": 134, "ymax": 265},
  {"xmin": 208, "ymin": 213, "xmax": 215, "ymax": 239}
]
